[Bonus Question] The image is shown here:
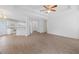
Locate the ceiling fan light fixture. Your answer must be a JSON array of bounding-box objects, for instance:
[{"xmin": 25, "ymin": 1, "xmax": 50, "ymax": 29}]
[
  {"xmin": 46, "ymin": 10, "xmax": 51, "ymax": 13},
  {"xmin": 42, "ymin": 5, "xmax": 57, "ymax": 13}
]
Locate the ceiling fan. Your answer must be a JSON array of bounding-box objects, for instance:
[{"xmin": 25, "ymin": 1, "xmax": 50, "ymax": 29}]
[{"xmin": 41, "ymin": 5, "xmax": 57, "ymax": 13}]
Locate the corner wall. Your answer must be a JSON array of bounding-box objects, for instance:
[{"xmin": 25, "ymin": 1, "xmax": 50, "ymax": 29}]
[{"xmin": 47, "ymin": 6, "xmax": 79, "ymax": 39}]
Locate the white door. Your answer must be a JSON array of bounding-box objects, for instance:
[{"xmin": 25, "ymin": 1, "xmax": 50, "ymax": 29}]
[{"xmin": 0, "ymin": 20, "xmax": 7, "ymax": 35}]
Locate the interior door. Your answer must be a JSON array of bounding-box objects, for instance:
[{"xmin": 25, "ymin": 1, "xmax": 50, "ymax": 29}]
[{"xmin": 0, "ymin": 20, "xmax": 7, "ymax": 35}]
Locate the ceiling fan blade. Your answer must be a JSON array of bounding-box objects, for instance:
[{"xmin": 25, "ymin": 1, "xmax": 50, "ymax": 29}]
[
  {"xmin": 40, "ymin": 9, "xmax": 47, "ymax": 11},
  {"xmin": 51, "ymin": 9, "xmax": 56, "ymax": 11},
  {"xmin": 51, "ymin": 5, "xmax": 57, "ymax": 8},
  {"xmin": 43, "ymin": 5, "xmax": 49, "ymax": 9}
]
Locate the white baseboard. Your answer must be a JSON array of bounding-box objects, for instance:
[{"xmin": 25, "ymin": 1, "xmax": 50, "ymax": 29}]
[{"xmin": 47, "ymin": 32, "xmax": 79, "ymax": 39}]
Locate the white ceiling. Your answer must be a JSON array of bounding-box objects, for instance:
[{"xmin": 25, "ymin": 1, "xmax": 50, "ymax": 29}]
[
  {"xmin": 0, "ymin": 5, "xmax": 48, "ymax": 21},
  {"xmin": 0, "ymin": 5, "xmax": 78, "ymax": 22}
]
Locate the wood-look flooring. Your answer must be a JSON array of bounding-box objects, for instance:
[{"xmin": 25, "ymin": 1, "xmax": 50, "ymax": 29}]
[{"xmin": 0, "ymin": 32, "xmax": 79, "ymax": 54}]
